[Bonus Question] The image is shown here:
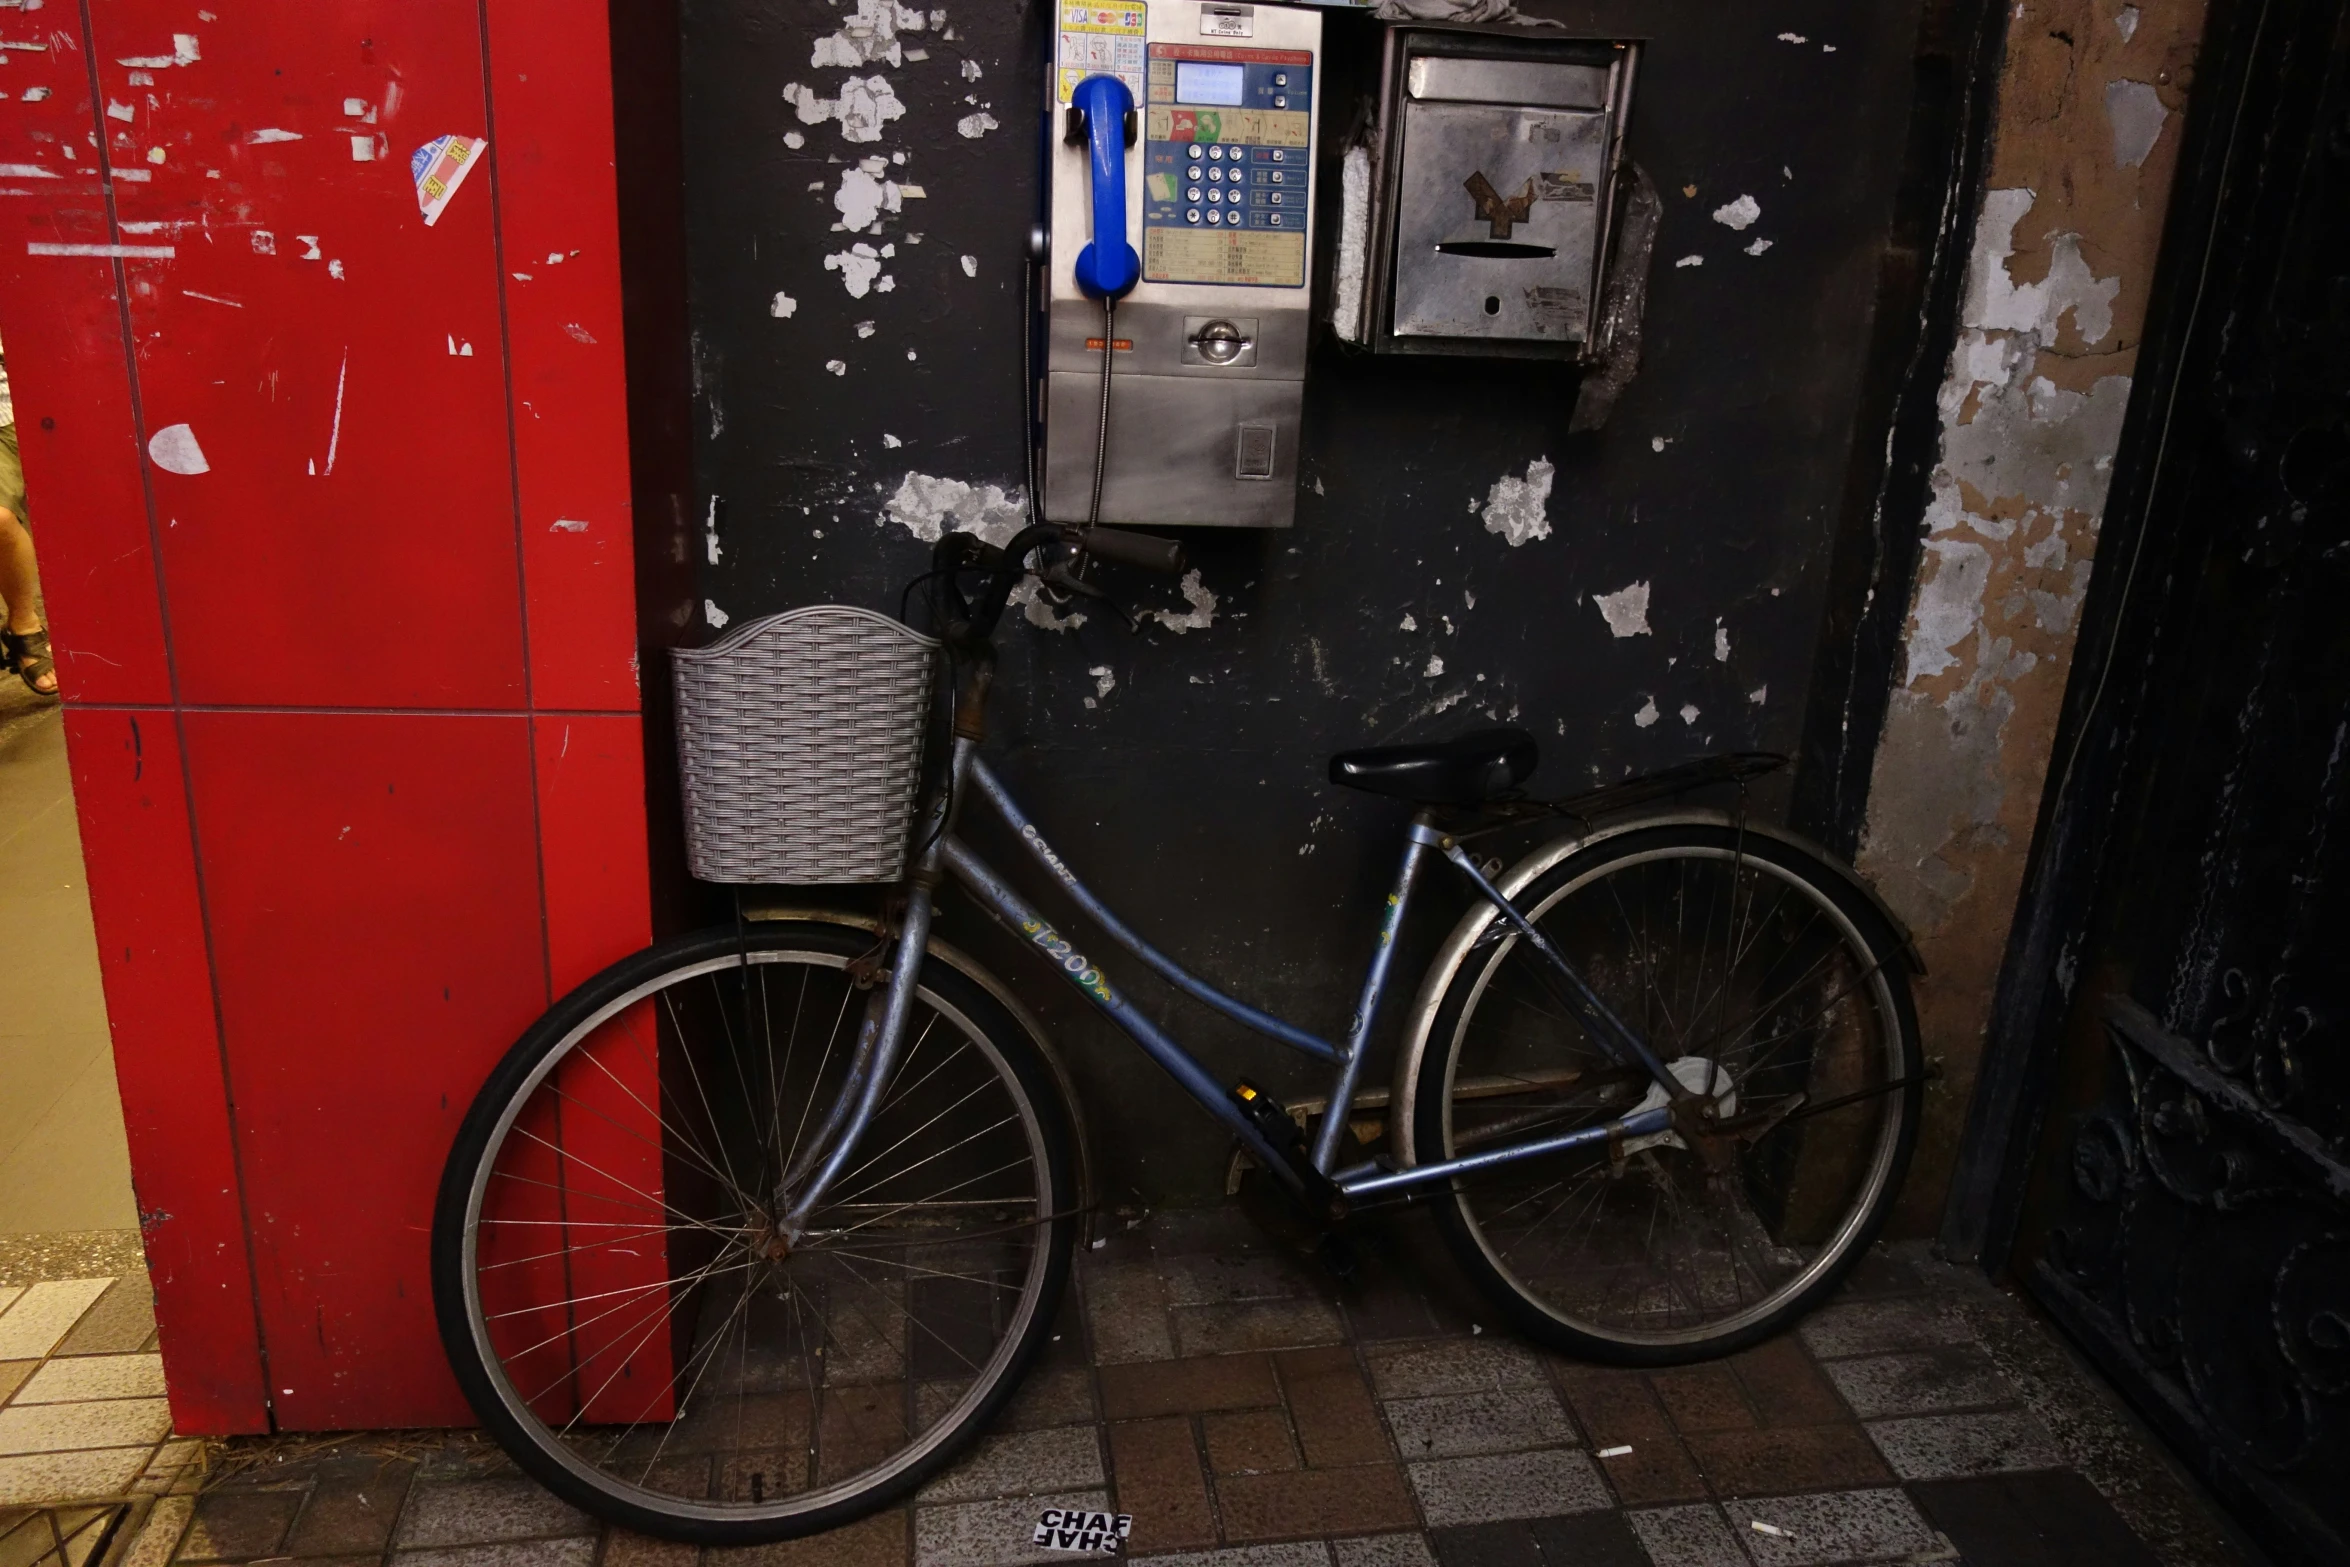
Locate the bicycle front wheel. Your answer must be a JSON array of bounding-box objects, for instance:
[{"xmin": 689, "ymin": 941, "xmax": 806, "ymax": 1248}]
[
  {"xmin": 432, "ymin": 922, "xmax": 1078, "ymax": 1544},
  {"xmin": 1411, "ymin": 823, "xmax": 1921, "ymax": 1363}
]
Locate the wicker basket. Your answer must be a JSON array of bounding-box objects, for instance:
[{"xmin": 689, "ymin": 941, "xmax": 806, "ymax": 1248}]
[{"xmin": 671, "ymin": 606, "xmax": 940, "ymax": 884}]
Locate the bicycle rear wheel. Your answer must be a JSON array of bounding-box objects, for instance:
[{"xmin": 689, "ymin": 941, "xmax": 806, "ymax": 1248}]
[
  {"xmin": 432, "ymin": 922, "xmax": 1077, "ymax": 1543},
  {"xmin": 1410, "ymin": 823, "xmax": 1920, "ymax": 1363}
]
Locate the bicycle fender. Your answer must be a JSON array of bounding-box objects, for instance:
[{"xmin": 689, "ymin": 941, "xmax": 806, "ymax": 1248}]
[{"xmin": 1383, "ymin": 809, "xmax": 1923, "ymax": 1172}]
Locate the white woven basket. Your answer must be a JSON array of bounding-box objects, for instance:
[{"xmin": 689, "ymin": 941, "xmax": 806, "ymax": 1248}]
[{"xmin": 671, "ymin": 605, "xmax": 940, "ymax": 884}]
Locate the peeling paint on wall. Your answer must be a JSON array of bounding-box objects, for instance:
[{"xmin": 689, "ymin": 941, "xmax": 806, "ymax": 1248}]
[
  {"xmin": 882, "ymin": 471, "xmax": 1025, "ymax": 545},
  {"xmin": 1477, "ymin": 458, "xmax": 1554, "ymax": 546},
  {"xmin": 1857, "ymin": 0, "xmax": 2204, "ymax": 1235},
  {"xmin": 1150, "ymin": 570, "xmax": 1220, "ymax": 634}
]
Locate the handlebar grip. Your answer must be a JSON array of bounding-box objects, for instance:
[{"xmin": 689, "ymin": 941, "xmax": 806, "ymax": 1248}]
[{"xmin": 1076, "ymin": 526, "xmax": 1187, "ymax": 575}]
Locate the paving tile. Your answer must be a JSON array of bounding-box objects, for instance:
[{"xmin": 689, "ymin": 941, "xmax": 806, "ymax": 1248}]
[
  {"xmin": 1908, "ymin": 1471, "xmax": 2162, "ymax": 1567},
  {"xmin": 0, "ymin": 1285, "xmax": 19, "ymax": 1315},
  {"xmin": 1085, "ymin": 1263, "xmax": 1175, "ymax": 1366},
  {"xmin": 1426, "ymin": 1520, "xmax": 1540, "ymax": 1567},
  {"xmin": 56, "ymin": 1279, "xmax": 158, "ymax": 1357},
  {"xmin": 0, "ymin": 1362, "xmax": 31, "ymax": 1404},
  {"xmin": 914, "ymin": 1487, "xmax": 1109, "ymax": 1567},
  {"xmin": 1217, "ymin": 1462, "xmax": 1416, "ymax": 1541},
  {"xmin": 1864, "ymin": 1410, "xmax": 2063, "ymax": 1480},
  {"xmin": 919, "ymin": 1425, "xmax": 1104, "ymax": 1503},
  {"xmin": 1276, "ymin": 1348, "xmax": 1391, "ymax": 1469},
  {"xmin": 1588, "ymin": 1433, "xmax": 1708, "ymax": 1507},
  {"xmin": 1835, "ymin": 1248, "xmax": 1923, "ymax": 1300},
  {"xmin": 1365, "ymin": 1340, "xmax": 1544, "ymax": 1401},
  {"xmin": 1684, "ymin": 1424, "xmax": 1890, "ymax": 1495},
  {"xmin": 393, "ymin": 1479, "xmax": 595, "ymax": 1548},
  {"xmin": 1405, "ymin": 1449, "xmax": 1610, "ymax": 1528},
  {"xmin": 1727, "ymin": 1338, "xmax": 1849, "ymax": 1428},
  {"xmin": 1100, "ymin": 1355, "xmax": 1278, "ymax": 1420},
  {"xmin": 708, "ymin": 1508, "xmax": 903, "ymax": 1566},
  {"xmin": 1203, "ymin": 1409, "xmax": 1299, "ymax": 1475},
  {"xmin": 143, "ymin": 1441, "xmax": 206, "ymax": 1485},
  {"xmin": 392, "ymin": 1543, "xmax": 599, "ymax": 1567},
  {"xmin": 1795, "ymin": 1301, "xmax": 1971, "ymax": 1362},
  {"xmin": 1382, "ymin": 1392, "xmax": 1573, "ymax": 1460},
  {"xmin": 121, "ymin": 1494, "xmax": 195, "ymax": 1567},
  {"xmin": 1342, "ymin": 1279, "xmax": 1446, "ymax": 1345},
  {"xmin": 177, "ymin": 1488, "xmax": 302, "ymax": 1561},
  {"xmin": 0, "ymin": 1398, "xmax": 172, "ymax": 1455},
  {"xmin": 16, "ymin": 1355, "xmax": 167, "ymax": 1404},
  {"xmin": 0, "ymin": 1446, "xmax": 145, "ymax": 1506},
  {"xmin": 1650, "ymin": 1368, "xmax": 1757, "ymax": 1436},
  {"xmin": 1171, "ymin": 1299, "xmax": 1346, "ymax": 1357},
  {"xmin": 1330, "ymin": 1533, "xmax": 1436, "ymax": 1567},
  {"xmin": 1527, "ymin": 1512, "xmax": 1649, "ymax": 1566},
  {"xmin": 1146, "ymin": 1209, "xmax": 1267, "ymax": 1258},
  {"xmin": 1722, "ymin": 1488, "xmax": 1938, "ymax": 1566},
  {"xmin": 604, "ymin": 1528, "xmax": 707, "ymax": 1567},
  {"xmin": 1107, "ymin": 1417, "xmax": 1216, "ymax": 1553},
  {"xmin": 1820, "ymin": 1347, "xmax": 2015, "ymax": 1420},
  {"xmin": 1625, "ymin": 1504, "xmax": 1750, "ymax": 1567},
  {"xmin": 1131, "ymin": 1544, "xmax": 1330, "ymax": 1567},
  {"xmin": 1161, "ymin": 1254, "xmax": 1319, "ymax": 1308},
  {"xmin": 0, "ymin": 1282, "xmax": 113, "ymax": 1361},
  {"xmin": 285, "ymin": 1456, "xmax": 416, "ymax": 1556},
  {"xmin": 996, "ymin": 1367, "xmax": 1095, "ymax": 1431}
]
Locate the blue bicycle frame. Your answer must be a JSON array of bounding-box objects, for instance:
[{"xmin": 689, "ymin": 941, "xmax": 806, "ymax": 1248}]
[{"xmin": 782, "ymin": 733, "xmax": 1678, "ymax": 1230}]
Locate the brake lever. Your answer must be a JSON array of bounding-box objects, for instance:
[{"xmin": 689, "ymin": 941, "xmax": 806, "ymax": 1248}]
[{"xmin": 1036, "ymin": 562, "xmax": 1140, "ymax": 633}]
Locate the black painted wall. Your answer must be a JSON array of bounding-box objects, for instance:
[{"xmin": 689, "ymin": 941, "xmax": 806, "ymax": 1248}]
[{"xmin": 672, "ymin": 0, "xmax": 1948, "ymax": 1202}]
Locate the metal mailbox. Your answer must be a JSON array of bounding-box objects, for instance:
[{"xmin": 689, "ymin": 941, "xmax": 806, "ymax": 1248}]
[{"xmin": 1360, "ymin": 31, "xmax": 1638, "ymax": 360}]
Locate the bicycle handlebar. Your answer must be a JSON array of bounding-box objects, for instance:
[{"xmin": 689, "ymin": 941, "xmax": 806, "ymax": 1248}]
[
  {"xmin": 928, "ymin": 525, "xmax": 1187, "ymax": 651},
  {"xmin": 1078, "ymin": 526, "xmax": 1187, "ymax": 575}
]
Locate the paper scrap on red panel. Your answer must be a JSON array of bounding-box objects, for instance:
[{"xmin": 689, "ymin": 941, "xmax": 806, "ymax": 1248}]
[{"xmin": 410, "ymin": 134, "xmax": 485, "ymax": 226}]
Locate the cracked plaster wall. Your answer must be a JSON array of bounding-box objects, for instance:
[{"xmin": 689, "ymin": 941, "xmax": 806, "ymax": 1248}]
[{"xmin": 1858, "ymin": 0, "xmax": 2206, "ymax": 1232}]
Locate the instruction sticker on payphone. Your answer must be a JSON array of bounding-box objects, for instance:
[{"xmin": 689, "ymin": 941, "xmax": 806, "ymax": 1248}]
[{"xmin": 1043, "ymin": 1, "xmax": 1323, "ymax": 530}]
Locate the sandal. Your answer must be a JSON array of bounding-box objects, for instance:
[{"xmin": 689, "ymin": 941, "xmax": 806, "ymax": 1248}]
[{"xmin": 4, "ymin": 626, "xmax": 57, "ymax": 699}]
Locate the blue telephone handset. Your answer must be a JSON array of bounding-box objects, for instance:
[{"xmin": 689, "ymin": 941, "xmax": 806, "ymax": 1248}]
[{"xmin": 1069, "ymin": 74, "xmax": 1142, "ymax": 301}]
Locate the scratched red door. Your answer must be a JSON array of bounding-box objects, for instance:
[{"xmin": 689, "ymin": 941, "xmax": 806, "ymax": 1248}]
[{"xmin": 0, "ymin": 0, "xmax": 654, "ymax": 1432}]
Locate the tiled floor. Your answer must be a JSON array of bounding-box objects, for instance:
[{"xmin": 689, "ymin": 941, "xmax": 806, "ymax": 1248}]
[
  {"xmin": 0, "ymin": 684, "xmax": 138, "ymax": 1234},
  {"xmin": 78, "ymin": 1213, "xmax": 2256, "ymax": 1567}
]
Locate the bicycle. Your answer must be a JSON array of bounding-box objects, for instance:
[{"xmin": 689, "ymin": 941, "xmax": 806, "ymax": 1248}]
[{"xmin": 431, "ymin": 522, "xmax": 1924, "ymax": 1544}]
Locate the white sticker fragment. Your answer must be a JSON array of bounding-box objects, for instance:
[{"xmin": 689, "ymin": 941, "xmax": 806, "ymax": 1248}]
[
  {"xmin": 551, "ymin": 517, "xmax": 589, "ymax": 533},
  {"xmin": 1592, "ymin": 581, "xmax": 1652, "ymax": 637},
  {"xmin": 824, "ymin": 242, "xmax": 885, "ymax": 297},
  {"xmin": 1749, "ymin": 684, "xmax": 1769, "ymax": 704},
  {"xmin": 1680, "ymin": 703, "xmax": 1699, "ymax": 725},
  {"xmin": 1633, "ymin": 697, "xmax": 1659, "ymax": 728},
  {"xmin": 824, "ymin": 359, "xmax": 848, "ymax": 376},
  {"xmin": 1776, "ymin": 31, "xmax": 1807, "ymax": 42},
  {"xmin": 832, "ymin": 165, "xmax": 902, "ymax": 232},
  {"xmin": 1150, "ymin": 569, "xmax": 1219, "ymax": 633},
  {"xmin": 960, "ymin": 254, "xmax": 977, "ymax": 277},
  {"xmin": 1596, "ymin": 1445, "xmax": 1634, "ymax": 1458},
  {"xmin": 1088, "ymin": 665, "xmax": 1115, "ymax": 700},
  {"xmin": 148, "ymin": 423, "xmax": 208, "ymax": 475},
  {"xmin": 1711, "ymin": 194, "xmax": 1760, "ymax": 230},
  {"xmin": 770, "ymin": 292, "xmax": 798, "ymax": 319},
  {"xmin": 1674, "ymin": 253, "xmax": 1703, "ymax": 268},
  {"xmin": 785, "ymin": 76, "xmax": 905, "ymax": 144},
  {"xmin": 955, "ymin": 111, "xmax": 998, "ymax": 138},
  {"xmin": 1399, "ymin": 612, "xmax": 1417, "ymax": 631},
  {"xmin": 27, "ymin": 241, "xmax": 172, "ymax": 257},
  {"xmin": 247, "ymin": 127, "xmax": 302, "ymax": 144},
  {"xmin": 704, "ymin": 600, "xmax": 730, "ymax": 629},
  {"xmin": 811, "ymin": 0, "xmax": 929, "ymax": 69},
  {"xmin": 106, "ymin": 100, "xmax": 134, "ymax": 122},
  {"xmin": 1424, "ymin": 654, "xmax": 1445, "ymax": 678},
  {"xmin": 350, "ymin": 135, "xmax": 375, "ymax": 161},
  {"xmin": 784, "ymin": 130, "xmax": 806, "ymax": 150},
  {"xmin": 1714, "ymin": 623, "xmax": 1730, "ymax": 661},
  {"xmin": 882, "ymin": 433, "xmax": 902, "ymax": 447},
  {"xmin": 884, "ymin": 472, "xmax": 1025, "ymax": 545},
  {"xmin": 1745, "ymin": 237, "xmax": 1773, "ymax": 256},
  {"xmin": 1478, "ymin": 457, "xmax": 1553, "ymax": 546}
]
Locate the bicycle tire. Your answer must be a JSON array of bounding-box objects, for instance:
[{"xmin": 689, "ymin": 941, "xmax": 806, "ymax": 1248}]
[
  {"xmin": 432, "ymin": 921, "xmax": 1078, "ymax": 1544},
  {"xmin": 1411, "ymin": 823, "xmax": 1922, "ymax": 1363}
]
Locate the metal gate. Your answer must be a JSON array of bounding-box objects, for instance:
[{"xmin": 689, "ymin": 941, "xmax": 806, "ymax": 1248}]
[{"xmin": 1954, "ymin": 0, "xmax": 2350, "ymax": 1557}]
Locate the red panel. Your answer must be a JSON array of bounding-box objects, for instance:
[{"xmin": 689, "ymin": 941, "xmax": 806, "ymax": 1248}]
[
  {"xmin": 0, "ymin": 4, "xmax": 173, "ymax": 704},
  {"xmin": 535, "ymin": 714, "xmax": 651, "ymax": 990},
  {"xmin": 187, "ymin": 711, "xmax": 550, "ymax": 1429},
  {"xmin": 487, "ymin": 0, "xmax": 643, "ymax": 712},
  {"xmin": 61, "ymin": 710, "xmax": 269, "ymax": 1434},
  {"xmin": 88, "ymin": 2, "xmax": 528, "ymax": 710}
]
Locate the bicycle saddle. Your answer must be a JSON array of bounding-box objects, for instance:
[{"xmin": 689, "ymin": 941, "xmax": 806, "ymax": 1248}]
[{"xmin": 1327, "ymin": 726, "xmax": 1538, "ymax": 805}]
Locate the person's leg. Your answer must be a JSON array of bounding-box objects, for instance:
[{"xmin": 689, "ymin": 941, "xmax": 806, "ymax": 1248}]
[{"xmin": 0, "ymin": 422, "xmax": 55, "ymax": 696}]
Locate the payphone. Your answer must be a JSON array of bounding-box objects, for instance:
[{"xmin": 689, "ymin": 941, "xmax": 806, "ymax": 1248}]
[{"xmin": 1041, "ymin": 1, "xmax": 1324, "ymax": 530}]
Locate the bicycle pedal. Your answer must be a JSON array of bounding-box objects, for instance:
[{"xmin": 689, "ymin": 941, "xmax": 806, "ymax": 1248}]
[{"xmin": 1232, "ymin": 1081, "xmax": 1350, "ymax": 1223}]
